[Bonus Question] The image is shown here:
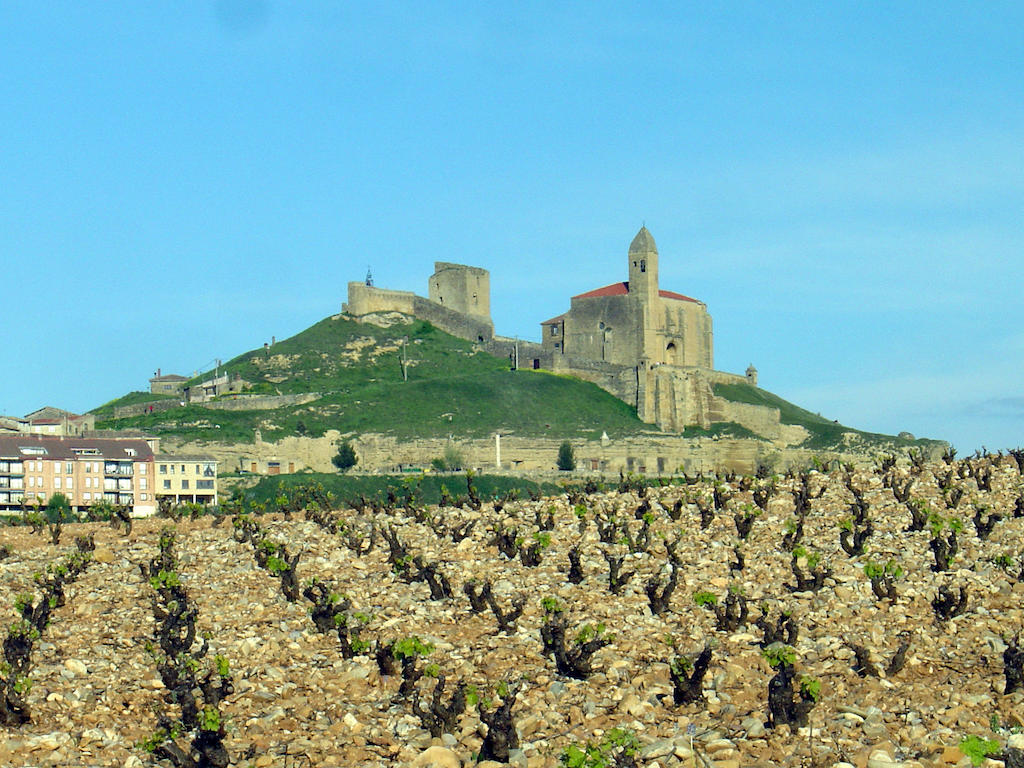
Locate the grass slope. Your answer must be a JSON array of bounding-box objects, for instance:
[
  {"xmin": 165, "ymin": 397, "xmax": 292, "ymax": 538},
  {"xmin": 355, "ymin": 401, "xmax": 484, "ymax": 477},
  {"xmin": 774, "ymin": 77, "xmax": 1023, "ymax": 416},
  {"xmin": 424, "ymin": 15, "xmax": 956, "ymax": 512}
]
[
  {"xmin": 712, "ymin": 380, "xmax": 943, "ymax": 451},
  {"xmin": 90, "ymin": 313, "xmax": 938, "ymax": 451},
  {"xmin": 93, "ymin": 315, "xmax": 654, "ymax": 443}
]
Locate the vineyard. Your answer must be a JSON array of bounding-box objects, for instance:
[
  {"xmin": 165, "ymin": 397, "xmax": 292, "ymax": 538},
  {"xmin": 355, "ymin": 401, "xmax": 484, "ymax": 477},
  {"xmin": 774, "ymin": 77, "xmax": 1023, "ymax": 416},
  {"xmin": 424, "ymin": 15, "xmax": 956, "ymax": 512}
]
[{"xmin": 3, "ymin": 451, "xmax": 1024, "ymax": 768}]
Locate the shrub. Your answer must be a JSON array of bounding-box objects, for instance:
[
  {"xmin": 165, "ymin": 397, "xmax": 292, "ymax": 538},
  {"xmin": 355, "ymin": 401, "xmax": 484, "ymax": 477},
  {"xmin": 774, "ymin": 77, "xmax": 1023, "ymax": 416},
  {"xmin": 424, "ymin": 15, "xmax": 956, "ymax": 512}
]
[{"xmin": 959, "ymin": 735, "xmax": 1000, "ymax": 767}]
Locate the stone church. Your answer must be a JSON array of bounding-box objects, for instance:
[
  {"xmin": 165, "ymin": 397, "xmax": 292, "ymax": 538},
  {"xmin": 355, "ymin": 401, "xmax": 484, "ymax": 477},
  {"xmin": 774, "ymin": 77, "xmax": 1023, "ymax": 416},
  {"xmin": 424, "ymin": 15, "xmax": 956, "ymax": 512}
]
[{"xmin": 539, "ymin": 226, "xmax": 713, "ymax": 370}]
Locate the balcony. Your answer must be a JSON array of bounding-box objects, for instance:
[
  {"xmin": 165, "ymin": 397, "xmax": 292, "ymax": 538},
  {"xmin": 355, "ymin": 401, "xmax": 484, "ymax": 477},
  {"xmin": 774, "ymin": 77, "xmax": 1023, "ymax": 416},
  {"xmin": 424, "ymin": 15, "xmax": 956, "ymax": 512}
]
[{"xmin": 104, "ymin": 463, "xmax": 133, "ymax": 476}]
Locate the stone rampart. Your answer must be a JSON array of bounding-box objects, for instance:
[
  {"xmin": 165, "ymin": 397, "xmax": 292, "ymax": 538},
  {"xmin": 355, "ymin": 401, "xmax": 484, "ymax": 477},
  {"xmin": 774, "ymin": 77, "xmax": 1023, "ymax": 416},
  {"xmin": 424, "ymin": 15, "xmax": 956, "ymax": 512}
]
[
  {"xmin": 410, "ymin": 296, "xmax": 494, "ymax": 342},
  {"xmin": 719, "ymin": 400, "xmax": 784, "ymax": 440},
  {"xmin": 344, "ymin": 283, "xmax": 417, "ymax": 316},
  {"xmin": 549, "ymin": 358, "xmax": 639, "ymax": 406}
]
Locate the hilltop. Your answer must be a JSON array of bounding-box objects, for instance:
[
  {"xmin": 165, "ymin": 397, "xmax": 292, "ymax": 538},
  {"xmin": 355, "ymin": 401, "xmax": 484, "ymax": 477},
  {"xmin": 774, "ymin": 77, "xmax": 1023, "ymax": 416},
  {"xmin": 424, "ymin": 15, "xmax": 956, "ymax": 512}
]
[{"xmin": 90, "ymin": 313, "xmax": 942, "ymax": 472}]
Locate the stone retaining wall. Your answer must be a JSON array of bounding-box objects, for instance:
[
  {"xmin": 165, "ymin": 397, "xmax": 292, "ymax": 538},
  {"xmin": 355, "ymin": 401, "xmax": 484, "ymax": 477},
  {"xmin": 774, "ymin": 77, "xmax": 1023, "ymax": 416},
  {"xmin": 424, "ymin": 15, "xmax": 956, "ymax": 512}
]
[
  {"xmin": 113, "ymin": 399, "xmax": 181, "ymax": 419},
  {"xmin": 200, "ymin": 393, "xmax": 319, "ymax": 411}
]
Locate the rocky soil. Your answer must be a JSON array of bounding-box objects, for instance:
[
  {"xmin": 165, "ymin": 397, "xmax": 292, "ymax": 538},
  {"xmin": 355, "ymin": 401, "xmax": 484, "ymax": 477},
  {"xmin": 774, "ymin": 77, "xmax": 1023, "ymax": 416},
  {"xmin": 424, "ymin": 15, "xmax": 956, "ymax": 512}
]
[{"xmin": 3, "ymin": 454, "xmax": 1024, "ymax": 768}]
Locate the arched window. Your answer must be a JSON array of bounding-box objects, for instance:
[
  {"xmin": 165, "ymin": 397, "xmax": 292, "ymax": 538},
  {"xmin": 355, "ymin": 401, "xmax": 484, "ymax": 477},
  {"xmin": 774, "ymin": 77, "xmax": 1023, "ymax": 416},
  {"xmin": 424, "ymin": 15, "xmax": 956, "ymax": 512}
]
[{"xmin": 665, "ymin": 342, "xmax": 678, "ymax": 365}]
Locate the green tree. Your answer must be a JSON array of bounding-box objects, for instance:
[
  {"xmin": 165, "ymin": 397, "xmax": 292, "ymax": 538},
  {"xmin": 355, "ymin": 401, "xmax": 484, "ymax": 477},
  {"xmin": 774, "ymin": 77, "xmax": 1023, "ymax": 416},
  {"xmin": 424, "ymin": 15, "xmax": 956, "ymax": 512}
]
[
  {"xmin": 47, "ymin": 492, "xmax": 71, "ymax": 520},
  {"xmin": 332, "ymin": 441, "xmax": 358, "ymax": 472},
  {"xmin": 557, "ymin": 441, "xmax": 575, "ymax": 472}
]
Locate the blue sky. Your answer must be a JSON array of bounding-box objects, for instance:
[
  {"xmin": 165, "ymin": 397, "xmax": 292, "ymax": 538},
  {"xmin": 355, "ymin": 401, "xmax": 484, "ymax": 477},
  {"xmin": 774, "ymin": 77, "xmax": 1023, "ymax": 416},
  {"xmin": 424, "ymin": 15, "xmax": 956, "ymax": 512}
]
[{"xmin": 3, "ymin": 2, "xmax": 1022, "ymax": 452}]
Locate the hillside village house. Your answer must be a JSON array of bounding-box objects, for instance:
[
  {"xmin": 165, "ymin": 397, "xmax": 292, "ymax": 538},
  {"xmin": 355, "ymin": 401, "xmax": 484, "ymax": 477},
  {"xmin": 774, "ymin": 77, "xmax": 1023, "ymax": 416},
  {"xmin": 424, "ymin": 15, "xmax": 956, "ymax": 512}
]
[
  {"xmin": 155, "ymin": 454, "xmax": 218, "ymax": 506},
  {"xmin": 149, "ymin": 369, "xmax": 189, "ymax": 395},
  {"xmin": 0, "ymin": 435, "xmax": 158, "ymax": 516},
  {"xmin": 0, "ymin": 407, "xmax": 96, "ymax": 437},
  {"xmin": 0, "ymin": 436, "xmax": 220, "ymax": 516}
]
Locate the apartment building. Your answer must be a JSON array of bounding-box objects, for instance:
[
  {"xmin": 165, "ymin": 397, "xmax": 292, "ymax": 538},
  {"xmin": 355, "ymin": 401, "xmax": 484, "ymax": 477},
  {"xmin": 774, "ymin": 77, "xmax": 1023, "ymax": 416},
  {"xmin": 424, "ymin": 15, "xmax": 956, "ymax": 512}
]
[
  {"xmin": 154, "ymin": 455, "xmax": 218, "ymax": 506},
  {"xmin": 0, "ymin": 435, "xmax": 157, "ymax": 516}
]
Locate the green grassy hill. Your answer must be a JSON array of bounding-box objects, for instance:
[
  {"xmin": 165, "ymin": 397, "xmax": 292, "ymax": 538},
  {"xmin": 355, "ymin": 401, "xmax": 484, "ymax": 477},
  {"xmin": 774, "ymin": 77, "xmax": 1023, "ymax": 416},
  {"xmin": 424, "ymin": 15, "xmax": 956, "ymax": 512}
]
[
  {"xmin": 92, "ymin": 316, "xmax": 663, "ymax": 443},
  {"xmin": 91, "ymin": 313, "xmax": 940, "ymax": 451},
  {"xmin": 711, "ymin": 380, "xmax": 941, "ymax": 451}
]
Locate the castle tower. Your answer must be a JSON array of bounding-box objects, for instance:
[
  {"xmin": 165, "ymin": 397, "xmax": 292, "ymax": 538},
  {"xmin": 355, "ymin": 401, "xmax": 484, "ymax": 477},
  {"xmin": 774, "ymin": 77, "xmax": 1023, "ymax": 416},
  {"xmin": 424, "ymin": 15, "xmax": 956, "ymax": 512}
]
[
  {"xmin": 429, "ymin": 262, "xmax": 491, "ymax": 323},
  {"xmin": 627, "ymin": 226, "xmax": 659, "ymax": 305}
]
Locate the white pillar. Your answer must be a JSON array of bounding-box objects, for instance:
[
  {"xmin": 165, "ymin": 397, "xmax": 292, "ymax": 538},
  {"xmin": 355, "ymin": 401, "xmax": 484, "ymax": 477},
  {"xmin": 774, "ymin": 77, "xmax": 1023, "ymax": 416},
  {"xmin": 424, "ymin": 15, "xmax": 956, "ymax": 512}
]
[{"xmin": 495, "ymin": 433, "xmax": 501, "ymax": 470}]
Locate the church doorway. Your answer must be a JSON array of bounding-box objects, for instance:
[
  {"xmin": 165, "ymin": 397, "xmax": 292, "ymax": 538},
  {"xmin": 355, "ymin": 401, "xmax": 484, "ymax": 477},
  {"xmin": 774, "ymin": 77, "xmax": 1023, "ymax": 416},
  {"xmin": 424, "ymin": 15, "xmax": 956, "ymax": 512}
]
[{"xmin": 665, "ymin": 342, "xmax": 678, "ymax": 365}]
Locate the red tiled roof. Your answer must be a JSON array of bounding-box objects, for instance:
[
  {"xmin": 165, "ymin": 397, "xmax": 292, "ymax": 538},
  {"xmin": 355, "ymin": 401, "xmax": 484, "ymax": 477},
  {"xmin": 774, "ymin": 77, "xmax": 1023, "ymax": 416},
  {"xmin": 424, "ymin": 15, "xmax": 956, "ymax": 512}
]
[
  {"xmin": 572, "ymin": 282, "xmax": 699, "ymax": 303},
  {"xmin": 659, "ymin": 289, "xmax": 699, "ymax": 303},
  {"xmin": 572, "ymin": 282, "xmax": 629, "ymax": 299},
  {"xmin": 541, "ymin": 314, "xmax": 566, "ymax": 325}
]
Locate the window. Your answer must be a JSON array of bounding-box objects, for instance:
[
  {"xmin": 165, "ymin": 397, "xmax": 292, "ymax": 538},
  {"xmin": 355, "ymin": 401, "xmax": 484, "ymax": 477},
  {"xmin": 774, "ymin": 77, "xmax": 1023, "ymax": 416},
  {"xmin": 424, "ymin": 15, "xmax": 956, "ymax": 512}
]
[
  {"xmin": 160, "ymin": 464, "xmax": 167, "ymax": 474},
  {"xmin": 550, "ymin": 325, "xmax": 559, "ymax": 336},
  {"xmin": 195, "ymin": 464, "xmax": 200, "ymax": 474},
  {"xmin": 169, "ymin": 465, "xmax": 174, "ymax": 474},
  {"xmin": 139, "ymin": 464, "xmax": 147, "ymax": 475},
  {"xmin": 54, "ymin": 477, "xmax": 61, "ymax": 489},
  {"xmin": 66, "ymin": 477, "xmax": 73, "ymax": 489},
  {"xmin": 181, "ymin": 479, "xmax": 189, "ymax": 489},
  {"xmin": 66, "ymin": 462, "xmax": 73, "ymax": 474},
  {"xmin": 141, "ymin": 493, "xmax": 148, "ymax": 501},
  {"xmin": 163, "ymin": 480, "xmax": 171, "ymax": 490},
  {"xmin": 180, "ymin": 465, "xmax": 186, "ymax": 474},
  {"xmin": 83, "ymin": 493, "xmax": 91, "ymax": 501},
  {"xmin": 140, "ymin": 478, "xmax": 148, "ymax": 490},
  {"xmin": 197, "ymin": 480, "xmax": 214, "ymax": 490},
  {"xmin": 125, "ymin": 448, "xmax": 136, "ymax": 457}
]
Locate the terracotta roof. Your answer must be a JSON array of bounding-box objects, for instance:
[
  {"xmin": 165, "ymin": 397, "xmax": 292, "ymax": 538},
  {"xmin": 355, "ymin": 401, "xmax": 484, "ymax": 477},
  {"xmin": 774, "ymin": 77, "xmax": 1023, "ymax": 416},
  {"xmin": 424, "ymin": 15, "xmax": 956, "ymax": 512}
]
[
  {"xmin": 658, "ymin": 289, "xmax": 699, "ymax": 303},
  {"xmin": 541, "ymin": 314, "xmax": 566, "ymax": 325},
  {"xmin": 0, "ymin": 435, "xmax": 155, "ymax": 461},
  {"xmin": 24, "ymin": 406, "xmax": 80, "ymax": 420},
  {"xmin": 572, "ymin": 282, "xmax": 630, "ymax": 299},
  {"xmin": 571, "ymin": 282, "xmax": 699, "ymax": 304}
]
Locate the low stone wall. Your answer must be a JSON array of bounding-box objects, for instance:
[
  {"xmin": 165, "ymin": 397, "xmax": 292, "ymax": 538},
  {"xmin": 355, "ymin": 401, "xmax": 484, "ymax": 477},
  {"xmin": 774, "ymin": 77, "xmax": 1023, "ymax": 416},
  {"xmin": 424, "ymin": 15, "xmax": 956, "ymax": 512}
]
[
  {"xmin": 200, "ymin": 393, "xmax": 319, "ymax": 412},
  {"xmin": 483, "ymin": 337, "xmax": 548, "ymax": 369},
  {"xmin": 114, "ymin": 399, "xmax": 181, "ymax": 419}
]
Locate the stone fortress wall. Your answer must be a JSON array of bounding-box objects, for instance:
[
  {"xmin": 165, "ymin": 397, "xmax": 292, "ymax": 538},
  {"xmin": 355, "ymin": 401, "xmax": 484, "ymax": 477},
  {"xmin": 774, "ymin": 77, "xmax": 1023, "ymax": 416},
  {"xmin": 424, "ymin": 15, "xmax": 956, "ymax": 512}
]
[{"xmin": 345, "ymin": 263, "xmax": 495, "ymax": 345}]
